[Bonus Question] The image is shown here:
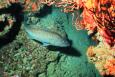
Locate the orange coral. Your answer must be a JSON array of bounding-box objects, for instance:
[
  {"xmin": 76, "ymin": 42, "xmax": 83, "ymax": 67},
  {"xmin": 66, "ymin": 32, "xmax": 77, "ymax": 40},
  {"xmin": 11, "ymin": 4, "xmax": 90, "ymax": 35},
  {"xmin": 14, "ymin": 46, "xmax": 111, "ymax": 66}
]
[
  {"xmin": 104, "ymin": 59, "xmax": 115, "ymax": 76},
  {"xmin": 78, "ymin": 0, "xmax": 115, "ymax": 48},
  {"xmin": 88, "ymin": 0, "xmax": 114, "ymax": 46},
  {"xmin": 86, "ymin": 42, "xmax": 115, "ymax": 76},
  {"xmin": 54, "ymin": 0, "xmax": 115, "ymax": 48},
  {"xmin": 31, "ymin": 2, "xmax": 38, "ymax": 11},
  {"xmin": 87, "ymin": 46, "xmax": 95, "ymax": 57}
]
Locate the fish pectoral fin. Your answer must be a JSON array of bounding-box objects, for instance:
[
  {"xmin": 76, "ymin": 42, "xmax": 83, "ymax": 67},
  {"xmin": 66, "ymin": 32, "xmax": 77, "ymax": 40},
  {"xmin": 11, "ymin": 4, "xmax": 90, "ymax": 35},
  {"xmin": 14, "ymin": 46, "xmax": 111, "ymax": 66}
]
[{"xmin": 42, "ymin": 42, "xmax": 50, "ymax": 46}]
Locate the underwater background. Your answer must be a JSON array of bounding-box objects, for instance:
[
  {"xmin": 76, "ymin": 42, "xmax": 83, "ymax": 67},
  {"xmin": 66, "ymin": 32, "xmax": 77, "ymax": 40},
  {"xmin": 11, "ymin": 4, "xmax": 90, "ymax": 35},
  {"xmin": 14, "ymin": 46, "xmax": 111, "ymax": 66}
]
[{"xmin": 0, "ymin": 5, "xmax": 102, "ymax": 77}]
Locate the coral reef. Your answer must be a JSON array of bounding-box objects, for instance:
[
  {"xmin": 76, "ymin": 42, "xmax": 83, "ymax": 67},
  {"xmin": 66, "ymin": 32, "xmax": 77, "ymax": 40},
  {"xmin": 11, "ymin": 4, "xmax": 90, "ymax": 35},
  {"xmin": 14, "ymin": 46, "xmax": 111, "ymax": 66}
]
[
  {"xmin": 53, "ymin": 0, "xmax": 115, "ymax": 49},
  {"xmin": 87, "ymin": 43, "xmax": 115, "ymax": 76},
  {"xmin": 0, "ymin": 0, "xmax": 114, "ymax": 77},
  {"xmin": 0, "ymin": 14, "xmax": 14, "ymax": 36},
  {"xmin": 49, "ymin": 0, "xmax": 114, "ymax": 76},
  {"xmin": 0, "ymin": 26, "xmax": 60, "ymax": 77},
  {"xmin": 0, "ymin": 0, "xmax": 45, "ymax": 12},
  {"xmin": 0, "ymin": 5, "xmax": 100, "ymax": 77}
]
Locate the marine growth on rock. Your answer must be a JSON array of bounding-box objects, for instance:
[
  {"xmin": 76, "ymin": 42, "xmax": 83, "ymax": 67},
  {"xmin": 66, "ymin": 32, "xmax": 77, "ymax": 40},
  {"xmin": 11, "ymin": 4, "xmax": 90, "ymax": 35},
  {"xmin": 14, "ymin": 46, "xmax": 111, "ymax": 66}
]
[{"xmin": 0, "ymin": 0, "xmax": 114, "ymax": 77}]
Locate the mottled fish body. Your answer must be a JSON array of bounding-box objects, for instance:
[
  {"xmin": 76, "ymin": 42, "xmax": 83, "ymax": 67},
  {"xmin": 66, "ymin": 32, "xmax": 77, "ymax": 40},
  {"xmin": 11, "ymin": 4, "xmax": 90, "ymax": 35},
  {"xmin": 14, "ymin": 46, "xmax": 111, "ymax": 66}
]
[{"xmin": 24, "ymin": 25, "xmax": 70, "ymax": 47}]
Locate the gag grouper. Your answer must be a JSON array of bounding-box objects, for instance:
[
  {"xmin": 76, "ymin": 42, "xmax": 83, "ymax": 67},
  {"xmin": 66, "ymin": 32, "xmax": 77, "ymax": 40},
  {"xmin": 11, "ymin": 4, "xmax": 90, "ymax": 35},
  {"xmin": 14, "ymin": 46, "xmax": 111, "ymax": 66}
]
[{"xmin": 24, "ymin": 24, "xmax": 70, "ymax": 47}]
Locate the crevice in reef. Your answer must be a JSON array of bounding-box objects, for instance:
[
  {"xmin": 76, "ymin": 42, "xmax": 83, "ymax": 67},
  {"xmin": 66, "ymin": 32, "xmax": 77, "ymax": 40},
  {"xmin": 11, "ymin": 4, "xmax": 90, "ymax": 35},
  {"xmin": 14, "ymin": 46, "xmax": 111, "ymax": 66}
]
[{"xmin": 0, "ymin": 2, "xmax": 24, "ymax": 48}]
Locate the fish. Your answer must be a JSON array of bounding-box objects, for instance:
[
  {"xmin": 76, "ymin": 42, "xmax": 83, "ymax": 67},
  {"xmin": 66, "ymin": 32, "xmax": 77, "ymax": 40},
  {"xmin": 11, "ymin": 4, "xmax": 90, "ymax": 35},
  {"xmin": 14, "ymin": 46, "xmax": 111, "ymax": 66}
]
[{"xmin": 24, "ymin": 24, "xmax": 70, "ymax": 47}]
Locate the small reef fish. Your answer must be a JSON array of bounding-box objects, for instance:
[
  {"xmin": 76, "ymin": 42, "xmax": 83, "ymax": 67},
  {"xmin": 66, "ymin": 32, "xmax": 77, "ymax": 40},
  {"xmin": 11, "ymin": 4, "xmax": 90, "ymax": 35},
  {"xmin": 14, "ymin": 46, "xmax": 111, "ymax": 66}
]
[{"xmin": 24, "ymin": 25, "xmax": 70, "ymax": 47}]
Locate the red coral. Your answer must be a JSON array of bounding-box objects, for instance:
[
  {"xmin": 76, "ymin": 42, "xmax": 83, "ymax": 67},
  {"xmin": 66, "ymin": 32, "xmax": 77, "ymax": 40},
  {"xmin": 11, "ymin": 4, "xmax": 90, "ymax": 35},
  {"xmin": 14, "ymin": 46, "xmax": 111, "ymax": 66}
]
[{"xmin": 59, "ymin": 0, "xmax": 115, "ymax": 48}]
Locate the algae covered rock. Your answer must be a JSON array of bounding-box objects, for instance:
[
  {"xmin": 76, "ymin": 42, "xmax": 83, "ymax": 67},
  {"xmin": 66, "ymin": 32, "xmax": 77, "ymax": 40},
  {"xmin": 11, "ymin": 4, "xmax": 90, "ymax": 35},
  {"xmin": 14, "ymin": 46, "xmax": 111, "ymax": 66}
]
[{"xmin": 0, "ymin": 26, "xmax": 60, "ymax": 77}]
